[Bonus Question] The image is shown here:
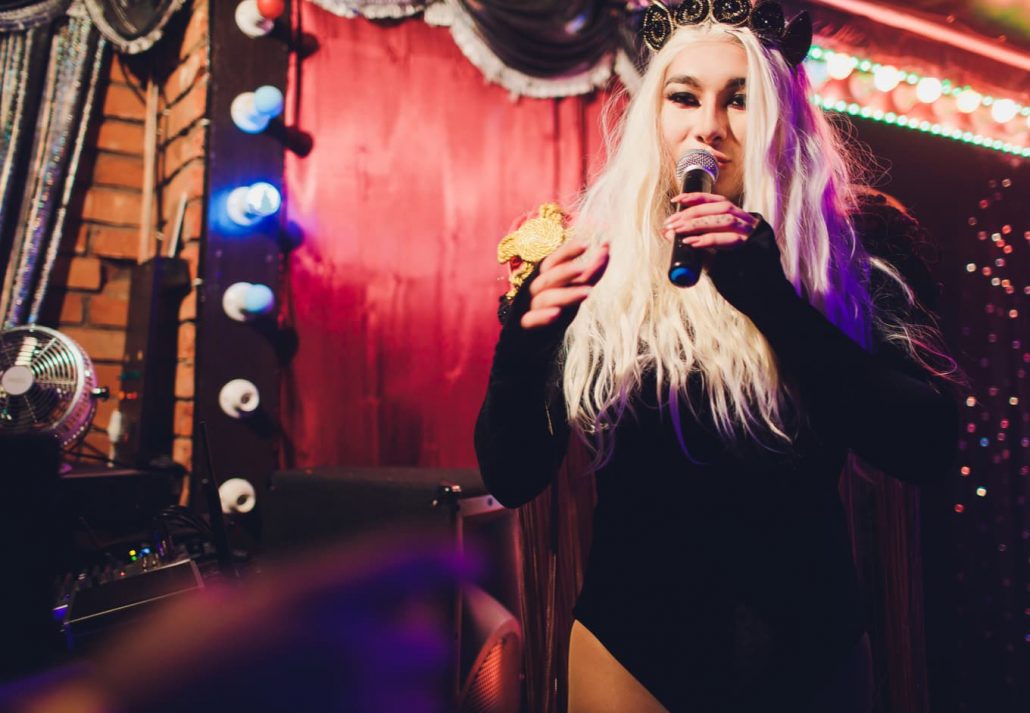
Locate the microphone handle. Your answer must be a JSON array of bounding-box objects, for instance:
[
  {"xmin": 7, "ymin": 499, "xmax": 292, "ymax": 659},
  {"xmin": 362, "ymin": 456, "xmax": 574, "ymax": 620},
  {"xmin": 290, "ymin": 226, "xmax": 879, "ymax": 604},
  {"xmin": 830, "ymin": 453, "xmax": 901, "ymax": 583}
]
[{"xmin": 668, "ymin": 168, "xmax": 714, "ymax": 287}]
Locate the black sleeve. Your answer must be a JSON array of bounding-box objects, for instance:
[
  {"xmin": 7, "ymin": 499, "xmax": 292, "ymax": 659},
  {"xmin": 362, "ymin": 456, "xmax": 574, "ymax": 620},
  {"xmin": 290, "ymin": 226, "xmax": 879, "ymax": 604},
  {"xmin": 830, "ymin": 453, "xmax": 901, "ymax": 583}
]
[
  {"xmin": 707, "ymin": 215, "xmax": 961, "ymax": 485},
  {"xmin": 474, "ymin": 268, "xmax": 572, "ymax": 508}
]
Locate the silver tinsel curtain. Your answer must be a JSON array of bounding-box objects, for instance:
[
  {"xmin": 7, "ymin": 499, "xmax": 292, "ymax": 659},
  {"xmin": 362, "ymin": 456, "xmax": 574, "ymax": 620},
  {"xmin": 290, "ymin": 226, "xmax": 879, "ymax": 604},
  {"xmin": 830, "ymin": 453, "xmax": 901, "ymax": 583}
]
[
  {"xmin": 0, "ymin": 0, "xmax": 186, "ymax": 327},
  {"xmin": 0, "ymin": 6, "xmax": 105, "ymax": 327}
]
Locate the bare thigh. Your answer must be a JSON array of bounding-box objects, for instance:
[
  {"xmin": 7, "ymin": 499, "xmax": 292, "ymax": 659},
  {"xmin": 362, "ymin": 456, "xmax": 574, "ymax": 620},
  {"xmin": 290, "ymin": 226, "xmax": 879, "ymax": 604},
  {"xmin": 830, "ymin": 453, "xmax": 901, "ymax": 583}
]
[{"xmin": 567, "ymin": 620, "xmax": 669, "ymax": 713}]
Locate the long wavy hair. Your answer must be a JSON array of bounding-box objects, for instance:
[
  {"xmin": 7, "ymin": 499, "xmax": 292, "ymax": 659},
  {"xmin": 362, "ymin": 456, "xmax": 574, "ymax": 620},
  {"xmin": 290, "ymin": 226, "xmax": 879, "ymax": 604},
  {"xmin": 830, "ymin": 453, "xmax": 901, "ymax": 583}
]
[{"xmin": 561, "ymin": 21, "xmax": 953, "ymax": 462}]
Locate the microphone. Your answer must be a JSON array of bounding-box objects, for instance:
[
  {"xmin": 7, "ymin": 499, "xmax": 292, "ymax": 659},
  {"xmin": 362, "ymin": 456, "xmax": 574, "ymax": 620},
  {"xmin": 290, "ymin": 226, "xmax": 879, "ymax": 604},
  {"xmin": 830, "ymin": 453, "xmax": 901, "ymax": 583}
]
[{"xmin": 668, "ymin": 149, "xmax": 719, "ymax": 287}]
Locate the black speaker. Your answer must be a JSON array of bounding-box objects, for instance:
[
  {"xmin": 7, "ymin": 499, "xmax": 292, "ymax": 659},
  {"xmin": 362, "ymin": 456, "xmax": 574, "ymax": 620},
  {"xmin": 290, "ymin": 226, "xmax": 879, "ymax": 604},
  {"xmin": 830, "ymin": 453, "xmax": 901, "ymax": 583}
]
[
  {"xmin": 0, "ymin": 434, "xmax": 64, "ymax": 680},
  {"xmin": 113, "ymin": 256, "xmax": 190, "ymax": 468},
  {"xmin": 263, "ymin": 467, "xmax": 522, "ymax": 713}
]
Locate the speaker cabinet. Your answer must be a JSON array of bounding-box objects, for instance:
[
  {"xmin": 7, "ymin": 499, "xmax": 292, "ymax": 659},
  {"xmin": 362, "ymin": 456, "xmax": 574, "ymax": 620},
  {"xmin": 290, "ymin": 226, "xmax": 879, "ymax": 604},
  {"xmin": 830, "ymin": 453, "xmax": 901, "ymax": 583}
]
[{"xmin": 264, "ymin": 467, "xmax": 522, "ymax": 712}]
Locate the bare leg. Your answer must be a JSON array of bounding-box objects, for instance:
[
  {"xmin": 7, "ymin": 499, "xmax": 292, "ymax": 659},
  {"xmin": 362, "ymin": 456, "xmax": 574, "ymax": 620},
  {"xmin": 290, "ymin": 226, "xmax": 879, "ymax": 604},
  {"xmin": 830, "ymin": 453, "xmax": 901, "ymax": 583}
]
[{"xmin": 567, "ymin": 620, "xmax": 670, "ymax": 713}]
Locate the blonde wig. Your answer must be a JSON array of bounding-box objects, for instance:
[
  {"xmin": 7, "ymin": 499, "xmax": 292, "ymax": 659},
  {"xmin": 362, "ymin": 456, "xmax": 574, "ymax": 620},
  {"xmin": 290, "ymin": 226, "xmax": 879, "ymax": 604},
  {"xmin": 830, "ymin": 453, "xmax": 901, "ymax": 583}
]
[{"xmin": 560, "ymin": 21, "xmax": 952, "ymax": 462}]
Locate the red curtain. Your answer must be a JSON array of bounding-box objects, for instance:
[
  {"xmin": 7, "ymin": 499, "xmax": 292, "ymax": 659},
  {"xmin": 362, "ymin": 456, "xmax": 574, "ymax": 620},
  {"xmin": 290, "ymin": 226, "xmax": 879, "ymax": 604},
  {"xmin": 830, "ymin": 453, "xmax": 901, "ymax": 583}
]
[{"xmin": 282, "ymin": 5, "xmax": 613, "ymax": 469}]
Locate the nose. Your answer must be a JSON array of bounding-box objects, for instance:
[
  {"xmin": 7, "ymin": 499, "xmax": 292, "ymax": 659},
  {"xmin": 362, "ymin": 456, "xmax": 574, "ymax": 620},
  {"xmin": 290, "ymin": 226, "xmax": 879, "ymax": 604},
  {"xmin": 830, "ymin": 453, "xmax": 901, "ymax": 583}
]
[{"xmin": 692, "ymin": 102, "xmax": 727, "ymax": 147}]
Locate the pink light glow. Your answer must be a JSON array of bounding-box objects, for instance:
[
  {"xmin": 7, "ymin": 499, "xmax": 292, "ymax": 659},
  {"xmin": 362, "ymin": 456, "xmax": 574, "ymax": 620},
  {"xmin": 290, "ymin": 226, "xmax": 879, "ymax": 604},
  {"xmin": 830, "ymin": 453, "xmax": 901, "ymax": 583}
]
[{"xmin": 811, "ymin": 0, "xmax": 1030, "ymax": 73}]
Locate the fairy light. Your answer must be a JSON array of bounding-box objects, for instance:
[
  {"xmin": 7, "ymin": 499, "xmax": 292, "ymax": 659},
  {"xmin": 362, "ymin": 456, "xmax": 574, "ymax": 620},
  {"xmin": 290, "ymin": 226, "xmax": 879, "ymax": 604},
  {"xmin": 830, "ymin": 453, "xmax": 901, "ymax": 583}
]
[
  {"xmin": 916, "ymin": 76, "xmax": 943, "ymax": 103},
  {"xmin": 957, "ymin": 89, "xmax": 983, "ymax": 113},
  {"xmin": 991, "ymin": 98, "xmax": 1019, "ymax": 124},
  {"xmin": 804, "ymin": 45, "xmax": 1028, "ymax": 158},
  {"xmin": 826, "ymin": 51, "xmax": 857, "ymax": 80},
  {"xmin": 873, "ymin": 64, "xmax": 902, "ymax": 92}
]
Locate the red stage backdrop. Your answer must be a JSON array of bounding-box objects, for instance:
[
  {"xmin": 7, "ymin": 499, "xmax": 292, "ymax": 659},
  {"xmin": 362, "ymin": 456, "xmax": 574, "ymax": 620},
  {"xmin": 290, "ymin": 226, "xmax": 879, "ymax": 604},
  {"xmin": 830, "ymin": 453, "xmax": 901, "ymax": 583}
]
[{"xmin": 282, "ymin": 7, "xmax": 614, "ymax": 468}]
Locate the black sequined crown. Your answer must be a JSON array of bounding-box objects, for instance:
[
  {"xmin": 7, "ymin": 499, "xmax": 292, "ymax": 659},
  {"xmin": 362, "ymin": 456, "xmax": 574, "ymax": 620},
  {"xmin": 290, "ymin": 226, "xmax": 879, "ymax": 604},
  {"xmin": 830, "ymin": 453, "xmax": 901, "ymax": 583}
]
[{"xmin": 640, "ymin": 0, "xmax": 812, "ymax": 68}]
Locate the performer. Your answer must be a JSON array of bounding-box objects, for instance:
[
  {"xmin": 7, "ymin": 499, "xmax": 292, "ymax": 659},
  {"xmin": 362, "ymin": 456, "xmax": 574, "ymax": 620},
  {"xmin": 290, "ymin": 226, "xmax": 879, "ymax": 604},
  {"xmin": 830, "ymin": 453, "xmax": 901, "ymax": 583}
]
[{"xmin": 475, "ymin": 2, "xmax": 961, "ymax": 711}]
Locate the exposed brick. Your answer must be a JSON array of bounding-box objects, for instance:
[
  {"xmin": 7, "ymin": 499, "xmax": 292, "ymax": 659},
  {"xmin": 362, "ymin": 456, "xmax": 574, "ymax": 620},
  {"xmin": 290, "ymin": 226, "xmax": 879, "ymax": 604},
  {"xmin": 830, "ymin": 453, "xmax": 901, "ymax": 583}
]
[
  {"xmin": 102, "ymin": 83, "xmax": 146, "ymax": 121},
  {"xmin": 161, "ymin": 162, "xmax": 205, "ymax": 227},
  {"xmin": 62, "ymin": 223, "xmax": 89, "ymax": 255},
  {"xmin": 180, "ymin": 3, "xmax": 209, "ymax": 61},
  {"xmin": 89, "ymin": 294, "xmax": 130, "ymax": 327},
  {"xmin": 161, "ymin": 123, "xmax": 205, "ymax": 180},
  {"xmin": 96, "ymin": 119, "xmax": 145, "ymax": 154},
  {"xmin": 172, "ymin": 437, "xmax": 193, "ymax": 469},
  {"xmin": 164, "ymin": 77, "xmax": 207, "ymax": 140},
  {"xmin": 168, "ymin": 52, "xmax": 207, "ymax": 106},
  {"xmin": 175, "ymin": 199, "xmax": 204, "ymax": 244},
  {"xmin": 108, "ymin": 56, "xmax": 142, "ymax": 87},
  {"xmin": 179, "ymin": 241, "xmax": 200, "ymax": 280},
  {"xmin": 178, "ymin": 288, "xmax": 196, "ymax": 321},
  {"xmin": 109, "ymin": 57, "xmax": 131, "ymax": 85},
  {"xmin": 92, "ymin": 152, "xmax": 144, "ymax": 188},
  {"xmin": 63, "ymin": 327, "xmax": 126, "ymax": 362},
  {"xmin": 91, "ymin": 225, "xmax": 139, "ymax": 260},
  {"xmin": 82, "ymin": 187, "xmax": 140, "ymax": 227},
  {"xmin": 101, "ymin": 270, "xmax": 132, "ymax": 300},
  {"xmin": 177, "ymin": 321, "xmax": 195, "ymax": 360},
  {"xmin": 174, "ymin": 399, "xmax": 194, "ymax": 437},
  {"xmin": 175, "ymin": 360, "xmax": 194, "ymax": 399},
  {"xmin": 59, "ymin": 292, "xmax": 86, "ymax": 325},
  {"xmin": 66, "ymin": 257, "xmax": 103, "ymax": 290},
  {"xmin": 93, "ymin": 363, "xmax": 122, "ymax": 393}
]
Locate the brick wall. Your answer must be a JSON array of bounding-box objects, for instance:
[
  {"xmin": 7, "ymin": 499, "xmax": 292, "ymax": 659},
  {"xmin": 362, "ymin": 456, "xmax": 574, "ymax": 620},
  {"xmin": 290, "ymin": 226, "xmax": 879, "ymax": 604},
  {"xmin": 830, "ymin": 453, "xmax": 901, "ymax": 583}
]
[{"xmin": 53, "ymin": 1, "xmax": 209, "ymax": 470}]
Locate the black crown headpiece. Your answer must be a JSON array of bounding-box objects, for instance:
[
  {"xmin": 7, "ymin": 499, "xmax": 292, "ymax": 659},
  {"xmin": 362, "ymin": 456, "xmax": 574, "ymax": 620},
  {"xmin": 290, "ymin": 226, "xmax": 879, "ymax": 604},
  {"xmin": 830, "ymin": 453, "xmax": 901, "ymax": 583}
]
[{"xmin": 640, "ymin": 0, "xmax": 813, "ymax": 69}]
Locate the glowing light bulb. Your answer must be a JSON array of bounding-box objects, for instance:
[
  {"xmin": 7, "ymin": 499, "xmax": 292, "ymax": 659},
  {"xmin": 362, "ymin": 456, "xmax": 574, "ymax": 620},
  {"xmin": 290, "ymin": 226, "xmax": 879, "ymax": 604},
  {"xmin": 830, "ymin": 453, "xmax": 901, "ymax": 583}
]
[
  {"xmin": 990, "ymin": 98, "xmax": 1019, "ymax": 123},
  {"xmin": 235, "ymin": 0, "xmax": 273, "ymax": 38},
  {"xmin": 956, "ymin": 89, "xmax": 982, "ymax": 113},
  {"xmin": 227, "ymin": 182, "xmax": 282, "ymax": 226},
  {"xmin": 916, "ymin": 77, "xmax": 942, "ymax": 103},
  {"xmin": 872, "ymin": 65, "xmax": 901, "ymax": 92},
  {"xmin": 231, "ymin": 85, "xmax": 284, "ymax": 133},
  {"xmin": 253, "ymin": 86, "xmax": 284, "ymax": 117},
  {"xmin": 223, "ymin": 282, "xmax": 276, "ymax": 321},
  {"xmin": 826, "ymin": 53, "xmax": 856, "ymax": 80},
  {"xmin": 804, "ymin": 58, "xmax": 829, "ymax": 89}
]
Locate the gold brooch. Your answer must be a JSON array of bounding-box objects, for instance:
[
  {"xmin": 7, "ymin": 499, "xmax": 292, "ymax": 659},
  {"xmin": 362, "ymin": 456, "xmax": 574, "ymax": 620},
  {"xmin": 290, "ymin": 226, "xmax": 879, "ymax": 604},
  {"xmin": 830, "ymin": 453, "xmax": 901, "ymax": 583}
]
[{"xmin": 497, "ymin": 203, "xmax": 570, "ymax": 300}]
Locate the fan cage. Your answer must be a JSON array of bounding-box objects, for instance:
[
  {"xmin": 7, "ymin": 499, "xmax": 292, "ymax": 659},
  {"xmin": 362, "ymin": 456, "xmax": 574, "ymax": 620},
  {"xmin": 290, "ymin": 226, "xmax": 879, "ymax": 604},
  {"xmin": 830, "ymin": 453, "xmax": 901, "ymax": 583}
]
[{"xmin": 0, "ymin": 325, "xmax": 98, "ymax": 448}]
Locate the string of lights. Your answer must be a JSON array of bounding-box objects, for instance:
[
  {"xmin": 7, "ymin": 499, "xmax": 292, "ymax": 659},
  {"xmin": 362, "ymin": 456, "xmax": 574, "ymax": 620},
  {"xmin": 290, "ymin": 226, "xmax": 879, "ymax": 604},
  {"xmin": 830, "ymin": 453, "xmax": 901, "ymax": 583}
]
[{"xmin": 804, "ymin": 45, "xmax": 1029, "ymax": 158}]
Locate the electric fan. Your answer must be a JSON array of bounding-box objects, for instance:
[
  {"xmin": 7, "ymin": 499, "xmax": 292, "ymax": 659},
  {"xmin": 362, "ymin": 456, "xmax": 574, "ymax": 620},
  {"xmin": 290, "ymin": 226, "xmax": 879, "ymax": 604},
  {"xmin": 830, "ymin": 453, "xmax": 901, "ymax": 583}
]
[{"xmin": 0, "ymin": 325, "xmax": 107, "ymax": 448}]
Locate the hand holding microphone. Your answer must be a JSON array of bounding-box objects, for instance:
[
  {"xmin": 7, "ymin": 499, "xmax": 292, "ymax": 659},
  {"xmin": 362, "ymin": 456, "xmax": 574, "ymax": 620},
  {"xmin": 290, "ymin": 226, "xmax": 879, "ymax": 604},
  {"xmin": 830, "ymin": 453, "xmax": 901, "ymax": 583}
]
[{"xmin": 665, "ymin": 149, "xmax": 759, "ymax": 287}]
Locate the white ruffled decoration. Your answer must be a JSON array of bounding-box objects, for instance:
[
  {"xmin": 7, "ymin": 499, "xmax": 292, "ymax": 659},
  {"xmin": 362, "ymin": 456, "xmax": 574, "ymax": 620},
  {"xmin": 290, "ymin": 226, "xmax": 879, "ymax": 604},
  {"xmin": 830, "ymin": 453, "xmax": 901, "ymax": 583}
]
[
  {"xmin": 613, "ymin": 49, "xmax": 643, "ymax": 96},
  {"xmin": 430, "ymin": 0, "xmax": 614, "ymax": 99},
  {"xmin": 308, "ymin": 0, "xmax": 426, "ymax": 20},
  {"xmin": 311, "ymin": 0, "xmax": 618, "ymax": 98}
]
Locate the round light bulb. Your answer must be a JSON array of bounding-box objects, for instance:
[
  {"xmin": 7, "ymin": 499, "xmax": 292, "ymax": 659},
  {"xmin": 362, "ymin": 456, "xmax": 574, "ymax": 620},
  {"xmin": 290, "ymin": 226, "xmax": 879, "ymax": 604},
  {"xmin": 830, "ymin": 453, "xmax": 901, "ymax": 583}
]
[
  {"xmin": 956, "ymin": 89, "xmax": 982, "ymax": 113},
  {"xmin": 226, "ymin": 182, "xmax": 282, "ymax": 225},
  {"xmin": 872, "ymin": 65, "xmax": 901, "ymax": 92},
  {"xmin": 256, "ymin": 0, "xmax": 285, "ymax": 20},
  {"xmin": 253, "ymin": 85, "xmax": 284, "ymax": 118},
  {"xmin": 990, "ymin": 98, "xmax": 1019, "ymax": 124},
  {"xmin": 915, "ymin": 77, "xmax": 942, "ymax": 104},
  {"xmin": 231, "ymin": 91, "xmax": 268, "ymax": 134},
  {"xmin": 826, "ymin": 53, "xmax": 855, "ymax": 80},
  {"xmin": 243, "ymin": 283, "xmax": 275, "ymax": 316},
  {"xmin": 246, "ymin": 182, "xmax": 281, "ymax": 218},
  {"xmin": 804, "ymin": 58, "xmax": 829, "ymax": 89}
]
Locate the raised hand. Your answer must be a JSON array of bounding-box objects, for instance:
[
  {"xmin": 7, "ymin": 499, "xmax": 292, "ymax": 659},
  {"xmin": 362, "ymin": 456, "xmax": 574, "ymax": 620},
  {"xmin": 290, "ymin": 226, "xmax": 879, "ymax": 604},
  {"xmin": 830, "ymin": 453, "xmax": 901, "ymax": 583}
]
[{"xmin": 521, "ymin": 239, "xmax": 609, "ymax": 330}]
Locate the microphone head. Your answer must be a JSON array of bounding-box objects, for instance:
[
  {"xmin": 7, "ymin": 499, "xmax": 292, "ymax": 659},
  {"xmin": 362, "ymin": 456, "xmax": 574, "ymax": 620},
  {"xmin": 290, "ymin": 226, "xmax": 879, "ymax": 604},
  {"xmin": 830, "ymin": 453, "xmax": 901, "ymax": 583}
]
[{"xmin": 675, "ymin": 149, "xmax": 719, "ymax": 185}]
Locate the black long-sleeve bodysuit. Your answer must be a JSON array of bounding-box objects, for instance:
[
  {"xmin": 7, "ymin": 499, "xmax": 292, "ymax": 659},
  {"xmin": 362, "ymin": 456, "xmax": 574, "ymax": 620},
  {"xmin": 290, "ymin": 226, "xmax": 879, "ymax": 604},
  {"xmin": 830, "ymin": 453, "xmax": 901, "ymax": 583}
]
[{"xmin": 474, "ymin": 195, "xmax": 960, "ymax": 712}]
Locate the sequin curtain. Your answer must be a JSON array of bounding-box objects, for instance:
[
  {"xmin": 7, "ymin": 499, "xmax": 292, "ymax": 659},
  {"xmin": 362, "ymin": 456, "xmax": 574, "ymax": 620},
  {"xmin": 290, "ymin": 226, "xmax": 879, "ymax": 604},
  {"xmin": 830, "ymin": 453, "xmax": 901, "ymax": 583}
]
[{"xmin": 0, "ymin": 12, "xmax": 107, "ymax": 327}]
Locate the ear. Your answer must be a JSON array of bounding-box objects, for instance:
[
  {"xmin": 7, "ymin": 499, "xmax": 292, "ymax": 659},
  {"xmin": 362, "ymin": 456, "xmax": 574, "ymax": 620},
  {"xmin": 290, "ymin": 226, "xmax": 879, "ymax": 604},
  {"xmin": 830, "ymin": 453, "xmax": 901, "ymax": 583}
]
[{"xmin": 780, "ymin": 11, "xmax": 812, "ymax": 68}]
